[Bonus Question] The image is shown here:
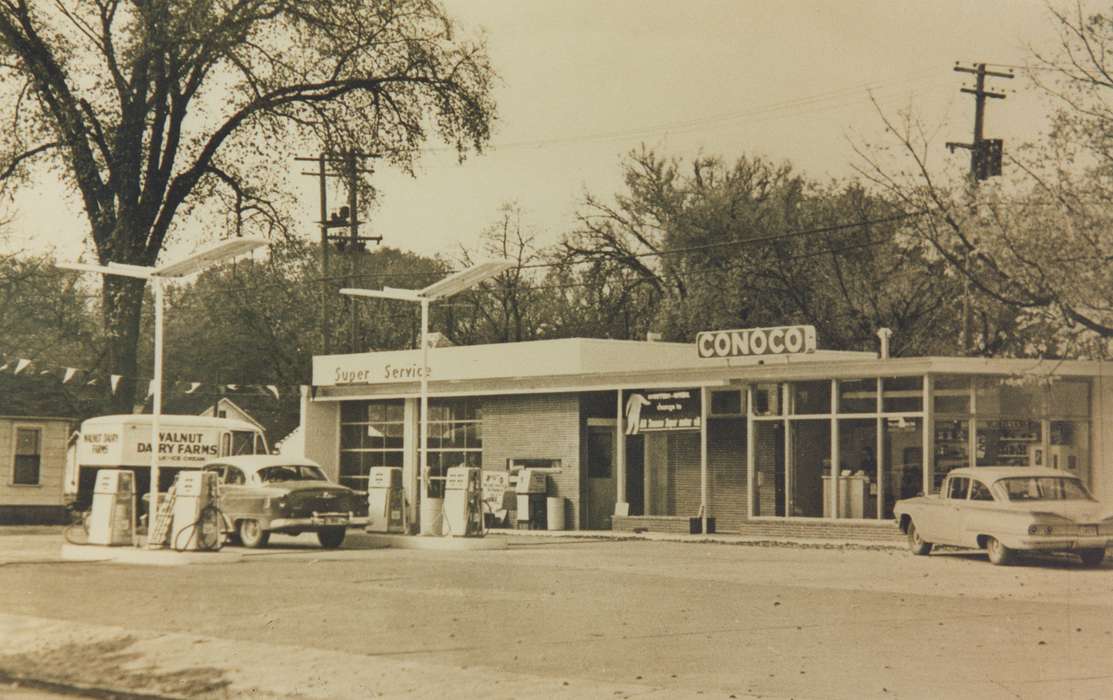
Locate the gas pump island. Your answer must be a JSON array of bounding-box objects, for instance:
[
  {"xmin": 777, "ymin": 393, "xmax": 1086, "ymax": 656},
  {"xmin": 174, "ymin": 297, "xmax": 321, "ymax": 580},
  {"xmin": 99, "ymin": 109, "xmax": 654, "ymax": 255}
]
[{"xmin": 83, "ymin": 468, "xmax": 223, "ymax": 552}]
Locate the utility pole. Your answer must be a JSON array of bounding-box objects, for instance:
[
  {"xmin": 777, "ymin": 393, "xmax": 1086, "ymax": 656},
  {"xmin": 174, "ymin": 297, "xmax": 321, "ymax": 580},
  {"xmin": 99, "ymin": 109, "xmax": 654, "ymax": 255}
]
[
  {"xmin": 296, "ymin": 150, "xmax": 382, "ymax": 354},
  {"xmin": 946, "ymin": 61, "xmax": 1013, "ymax": 354}
]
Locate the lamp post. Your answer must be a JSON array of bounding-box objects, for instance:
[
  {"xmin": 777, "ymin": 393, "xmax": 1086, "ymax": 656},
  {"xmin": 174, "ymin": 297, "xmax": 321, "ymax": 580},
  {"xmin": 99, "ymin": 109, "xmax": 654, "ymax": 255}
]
[
  {"xmin": 341, "ymin": 261, "xmax": 513, "ymax": 533},
  {"xmin": 60, "ymin": 238, "xmax": 267, "ymax": 545}
]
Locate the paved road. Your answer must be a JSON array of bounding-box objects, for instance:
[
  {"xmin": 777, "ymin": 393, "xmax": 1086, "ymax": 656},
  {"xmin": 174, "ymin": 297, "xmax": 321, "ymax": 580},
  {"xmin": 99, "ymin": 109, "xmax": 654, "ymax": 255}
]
[{"xmin": 0, "ymin": 532, "xmax": 1111, "ymax": 699}]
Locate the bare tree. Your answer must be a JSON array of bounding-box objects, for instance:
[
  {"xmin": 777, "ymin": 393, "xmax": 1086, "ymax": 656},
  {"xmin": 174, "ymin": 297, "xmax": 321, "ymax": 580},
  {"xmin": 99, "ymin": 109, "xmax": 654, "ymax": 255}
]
[{"xmin": 0, "ymin": 0, "xmax": 496, "ymax": 408}]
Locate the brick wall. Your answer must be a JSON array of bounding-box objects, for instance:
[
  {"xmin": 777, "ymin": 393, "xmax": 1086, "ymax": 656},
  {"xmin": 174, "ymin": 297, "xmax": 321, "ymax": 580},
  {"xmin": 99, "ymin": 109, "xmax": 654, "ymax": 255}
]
[
  {"xmin": 708, "ymin": 418, "xmax": 747, "ymax": 530},
  {"xmin": 483, "ymin": 393, "xmax": 583, "ymax": 527}
]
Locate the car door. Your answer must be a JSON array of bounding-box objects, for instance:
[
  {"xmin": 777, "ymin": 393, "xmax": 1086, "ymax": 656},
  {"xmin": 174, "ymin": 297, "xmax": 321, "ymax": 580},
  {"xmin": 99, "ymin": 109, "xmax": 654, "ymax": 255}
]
[
  {"xmin": 959, "ymin": 478, "xmax": 997, "ymax": 548},
  {"xmin": 207, "ymin": 464, "xmax": 248, "ymax": 525},
  {"xmin": 935, "ymin": 476, "xmax": 970, "ymax": 545}
]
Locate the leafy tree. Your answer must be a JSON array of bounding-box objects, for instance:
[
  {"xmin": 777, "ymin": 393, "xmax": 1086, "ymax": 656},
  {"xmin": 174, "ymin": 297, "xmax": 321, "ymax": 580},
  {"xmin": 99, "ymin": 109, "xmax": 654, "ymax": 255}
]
[
  {"xmin": 0, "ymin": 0, "xmax": 496, "ymax": 409},
  {"xmin": 562, "ymin": 147, "xmax": 962, "ymax": 354}
]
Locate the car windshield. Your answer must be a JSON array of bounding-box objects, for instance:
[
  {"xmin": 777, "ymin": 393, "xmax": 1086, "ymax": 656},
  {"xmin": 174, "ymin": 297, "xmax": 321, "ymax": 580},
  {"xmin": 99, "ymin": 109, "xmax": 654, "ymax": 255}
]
[
  {"xmin": 257, "ymin": 465, "xmax": 328, "ymax": 483},
  {"xmin": 997, "ymin": 477, "xmax": 1094, "ymax": 502}
]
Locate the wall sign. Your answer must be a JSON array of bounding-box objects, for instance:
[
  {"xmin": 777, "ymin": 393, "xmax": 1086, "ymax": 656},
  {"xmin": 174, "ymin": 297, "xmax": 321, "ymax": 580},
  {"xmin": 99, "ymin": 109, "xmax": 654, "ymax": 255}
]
[
  {"xmin": 625, "ymin": 389, "xmax": 701, "ymax": 434},
  {"xmin": 696, "ymin": 325, "xmax": 817, "ymax": 358}
]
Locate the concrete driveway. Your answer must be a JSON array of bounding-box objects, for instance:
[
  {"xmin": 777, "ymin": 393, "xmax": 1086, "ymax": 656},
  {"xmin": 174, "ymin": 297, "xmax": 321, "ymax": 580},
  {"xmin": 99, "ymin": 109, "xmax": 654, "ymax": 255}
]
[{"xmin": 0, "ymin": 531, "xmax": 1110, "ymax": 699}]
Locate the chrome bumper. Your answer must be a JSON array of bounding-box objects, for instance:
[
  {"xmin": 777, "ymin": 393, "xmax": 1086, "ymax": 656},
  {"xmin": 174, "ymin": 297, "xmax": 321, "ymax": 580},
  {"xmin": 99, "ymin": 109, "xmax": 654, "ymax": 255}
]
[
  {"xmin": 1015, "ymin": 536, "xmax": 1113, "ymax": 551},
  {"xmin": 268, "ymin": 512, "xmax": 352, "ymax": 531}
]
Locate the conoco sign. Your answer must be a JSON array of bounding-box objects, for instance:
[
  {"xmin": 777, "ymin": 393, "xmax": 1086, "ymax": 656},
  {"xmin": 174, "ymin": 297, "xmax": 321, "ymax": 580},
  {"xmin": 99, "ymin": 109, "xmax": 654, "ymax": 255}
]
[{"xmin": 696, "ymin": 325, "xmax": 817, "ymax": 358}]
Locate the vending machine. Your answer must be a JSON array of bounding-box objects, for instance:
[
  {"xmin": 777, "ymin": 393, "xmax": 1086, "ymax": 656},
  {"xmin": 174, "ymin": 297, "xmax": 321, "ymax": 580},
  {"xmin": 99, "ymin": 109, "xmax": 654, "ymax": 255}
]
[
  {"xmin": 515, "ymin": 469, "xmax": 548, "ymax": 530},
  {"xmin": 367, "ymin": 467, "xmax": 405, "ymax": 533},
  {"xmin": 87, "ymin": 469, "xmax": 135, "ymax": 546},
  {"xmin": 170, "ymin": 471, "xmax": 222, "ymax": 551},
  {"xmin": 443, "ymin": 466, "xmax": 484, "ymax": 537}
]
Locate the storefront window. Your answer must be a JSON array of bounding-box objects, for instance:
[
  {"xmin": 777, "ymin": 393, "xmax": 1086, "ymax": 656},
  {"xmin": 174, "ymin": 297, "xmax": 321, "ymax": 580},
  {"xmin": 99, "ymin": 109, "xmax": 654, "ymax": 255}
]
[
  {"xmin": 933, "ymin": 376, "xmax": 971, "ymax": 413},
  {"xmin": 882, "ymin": 376, "xmax": 923, "ymax": 412},
  {"xmin": 932, "ymin": 418, "xmax": 969, "ymax": 491},
  {"xmin": 1047, "ymin": 380, "xmax": 1090, "ymax": 417},
  {"xmin": 710, "ymin": 389, "xmax": 745, "ymax": 416},
  {"xmin": 883, "ymin": 416, "xmax": 923, "ymax": 518},
  {"xmin": 975, "ymin": 378, "xmax": 1042, "ymax": 415},
  {"xmin": 835, "ymin": 419, "xmax": 877, "ymax": 518},
  {"xmin": 1050, "ymin": 420, "xmax": 1091, "ymax": 482},
  {"xmin": 338, "ymin": 399, "xmax": 405, "ymax": 493},
  {"xmin": 975, "ymin": 419, "xmax": 1041, "ymax": 467},
  {"xmin": 838, "ymin": 379, "xmax": 877, "ymax": 413},
  {"xmin": 789, "ymin": 420, "xmax": 830, "ymax": 517},
  {"xmin": 752, "ymin": 421, "xmax": 784, "ymax": 516},
  {"xmin": 792, "ymin": 381, "xmax": 831, "ymax": 415},
  {"xmin": 752, "ymin": 384, "xmax": 782, "ymax": 416}
]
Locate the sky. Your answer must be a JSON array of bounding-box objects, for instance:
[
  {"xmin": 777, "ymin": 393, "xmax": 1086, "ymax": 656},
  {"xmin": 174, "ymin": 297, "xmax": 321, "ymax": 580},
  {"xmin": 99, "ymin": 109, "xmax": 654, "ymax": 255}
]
[{"xmin": 3, "ymin": 0, "xmax": 1065, "ymax": 264}]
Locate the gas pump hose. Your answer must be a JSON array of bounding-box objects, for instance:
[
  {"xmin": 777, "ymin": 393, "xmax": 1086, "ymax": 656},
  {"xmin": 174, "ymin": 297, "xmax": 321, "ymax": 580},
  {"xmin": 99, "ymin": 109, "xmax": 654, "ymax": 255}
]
[{"xmin": 171, "ymin": 501, "xmax": 225, "ymax": 552}]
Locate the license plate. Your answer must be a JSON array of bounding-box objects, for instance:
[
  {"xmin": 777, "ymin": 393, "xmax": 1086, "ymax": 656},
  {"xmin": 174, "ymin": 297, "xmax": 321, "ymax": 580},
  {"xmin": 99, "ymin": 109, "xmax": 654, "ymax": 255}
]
[
  {"xmin": 1079, "ymin": 525, "xmax": 1099, "ymax": 537},
  {"xmin": 314, "ymin": 515, "xmax": 347, "ymax": 525}
]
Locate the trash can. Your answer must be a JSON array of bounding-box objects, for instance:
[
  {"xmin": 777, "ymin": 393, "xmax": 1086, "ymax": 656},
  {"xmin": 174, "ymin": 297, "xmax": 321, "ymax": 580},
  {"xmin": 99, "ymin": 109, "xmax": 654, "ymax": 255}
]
[
  {"xmin": 546, "ymin": 497, "xmax": 565, "ymax": 531},
  {"xmin": 420, "ymin": 497, "xmax": 443, "ymax": 536}
]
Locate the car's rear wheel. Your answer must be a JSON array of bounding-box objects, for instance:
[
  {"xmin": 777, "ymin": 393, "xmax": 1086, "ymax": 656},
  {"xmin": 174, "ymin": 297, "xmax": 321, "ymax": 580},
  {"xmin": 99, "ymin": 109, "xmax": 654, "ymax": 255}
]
[
  {"xmin": 1079, "ymin": 548, "xmax": 1106, "ymax": 568},
  {"xmin": 986, "ymin": 536, "xmax": 1014, "ymax": 565},
  {"xmin": 907, "ymin": 521, "xmax": 932, "ymax": 556},
  {"xmin": 317, "ymin": 527, "xmax": 346, "ymax": 549},
  {"xmin": 238, "ymin": 519, "xmax": 270, "ymax": 549}
]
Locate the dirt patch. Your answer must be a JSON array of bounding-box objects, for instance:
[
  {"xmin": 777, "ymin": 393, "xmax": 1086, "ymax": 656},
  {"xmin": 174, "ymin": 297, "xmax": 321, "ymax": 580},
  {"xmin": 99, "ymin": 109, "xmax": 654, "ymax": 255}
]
[{"xmin": 0, "ymin": 636, "xmax": 231, "ymax": 699}]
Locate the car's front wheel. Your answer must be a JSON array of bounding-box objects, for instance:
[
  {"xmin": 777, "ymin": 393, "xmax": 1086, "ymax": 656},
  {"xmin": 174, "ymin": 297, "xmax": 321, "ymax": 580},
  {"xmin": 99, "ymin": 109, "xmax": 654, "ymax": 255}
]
[
  {"xmin": 907, "ymin": 521, "xmax": 932, "ymax": 556},
  {"xmin": 317, "ymin": 527, "xmax": 346, "ymax": 549},
  {"xmin": 985, "ymin": 536, "xmax": 1015, "ymax": 566},
  {"xmin": 1079, "ymin": 548, "xmax": 1106, "ymax": 568},
  {"xmin": 238, "ymin": 519, "xmax": 270, "ymax": 549}
]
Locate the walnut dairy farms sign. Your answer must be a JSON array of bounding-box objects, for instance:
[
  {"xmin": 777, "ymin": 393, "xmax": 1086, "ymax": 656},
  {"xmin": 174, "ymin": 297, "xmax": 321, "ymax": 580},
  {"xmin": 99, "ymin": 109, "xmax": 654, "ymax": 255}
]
[
  {"xmin": 77, "ymin": 426, "xmax": 223, "ymax": 467},
  {"xmin": 696, "ymin": 325, "xmax": 817, "ymax": 358}
]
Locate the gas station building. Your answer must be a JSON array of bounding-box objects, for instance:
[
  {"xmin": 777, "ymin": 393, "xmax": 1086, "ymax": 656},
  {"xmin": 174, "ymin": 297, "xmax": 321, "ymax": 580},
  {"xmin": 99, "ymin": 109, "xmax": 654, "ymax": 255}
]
[{"xmin": 301, "ymin": 331, "xmax": 1113, "ymax": 536}]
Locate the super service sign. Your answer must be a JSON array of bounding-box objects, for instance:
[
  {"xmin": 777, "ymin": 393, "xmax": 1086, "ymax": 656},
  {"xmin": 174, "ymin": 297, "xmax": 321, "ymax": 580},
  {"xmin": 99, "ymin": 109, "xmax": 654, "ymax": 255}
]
[{"xmin": 696, "ymin": 325, "xmax": 817, "ymax": 358}]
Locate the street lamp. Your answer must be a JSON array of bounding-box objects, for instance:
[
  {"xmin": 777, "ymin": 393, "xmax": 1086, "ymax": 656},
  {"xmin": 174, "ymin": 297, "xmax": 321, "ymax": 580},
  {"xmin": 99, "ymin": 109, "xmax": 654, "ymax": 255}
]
[
  {"xmin": 59, "ymin": 238, "xmax": 267, "ymax": 545},
  {"xmin": 341, "ymin": 260, "xmax": 513, "ymax": 533}
]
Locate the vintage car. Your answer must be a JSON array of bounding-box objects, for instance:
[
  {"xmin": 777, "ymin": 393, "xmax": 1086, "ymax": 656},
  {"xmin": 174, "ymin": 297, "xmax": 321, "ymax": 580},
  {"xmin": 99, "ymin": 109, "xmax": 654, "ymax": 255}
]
[
  {"xmin": 894, "ymin": 467, "xmax": 1113, "ymax": 566},
  {"xmin": 202, "ymin": 455, "xmax": 356, "ymax": 549}
]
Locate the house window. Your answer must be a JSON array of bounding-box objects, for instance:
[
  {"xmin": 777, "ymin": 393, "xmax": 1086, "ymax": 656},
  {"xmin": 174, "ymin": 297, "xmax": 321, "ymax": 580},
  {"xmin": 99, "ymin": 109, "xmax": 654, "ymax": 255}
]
[{"xmin": 13, "ymin": 427, "xmax": 41, "ymax": 485}]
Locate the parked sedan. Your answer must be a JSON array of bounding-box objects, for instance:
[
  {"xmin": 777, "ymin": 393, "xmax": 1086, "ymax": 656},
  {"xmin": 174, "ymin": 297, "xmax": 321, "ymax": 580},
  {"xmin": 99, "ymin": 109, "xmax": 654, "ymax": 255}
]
[
  {"xmin": 203, "ymin": 456, "xmax": 356, "ymax": 549},
  {"xmin": 894, "ymin": 467, "xmax": 1113, "ymax": 566}
]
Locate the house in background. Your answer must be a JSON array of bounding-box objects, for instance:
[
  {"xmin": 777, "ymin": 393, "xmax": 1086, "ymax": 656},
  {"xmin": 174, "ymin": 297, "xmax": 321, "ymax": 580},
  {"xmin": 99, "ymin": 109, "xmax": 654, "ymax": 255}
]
[
  {"xmin": 0, "ymin": 375, "xmax": 77, "ymax": 524},
  {"xmin": 198, "ymin": 397, "xmax": 266, "ymax": 434}
]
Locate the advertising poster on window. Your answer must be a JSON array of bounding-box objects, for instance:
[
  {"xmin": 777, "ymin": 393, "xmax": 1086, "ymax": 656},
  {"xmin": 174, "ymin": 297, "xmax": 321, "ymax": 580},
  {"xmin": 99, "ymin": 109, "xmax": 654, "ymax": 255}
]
[{"xmin": 625, "ymin": 388, "xmax": 701, "ymax": 434}]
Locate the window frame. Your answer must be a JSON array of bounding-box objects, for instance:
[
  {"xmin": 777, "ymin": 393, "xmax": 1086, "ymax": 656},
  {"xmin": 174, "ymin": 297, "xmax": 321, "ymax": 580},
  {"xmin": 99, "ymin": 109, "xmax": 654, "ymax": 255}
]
[{"xmin": 11, "ymin": 424, "xmax": 43, "ymax": 487}]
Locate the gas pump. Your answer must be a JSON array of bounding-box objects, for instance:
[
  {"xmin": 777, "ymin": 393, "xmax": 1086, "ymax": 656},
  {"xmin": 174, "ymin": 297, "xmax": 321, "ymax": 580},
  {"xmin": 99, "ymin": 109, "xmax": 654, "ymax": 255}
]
[
  {"xmin": 366, "ymin": 466, "xmax": 405, "ymax": 533},
  {"xmin": 170, "ymin": 471, "xmax": 222, "ymax": 551},
  {"xmin": 87, "ymin": 469, "xmax": 136, "ymax": 546},
  {"xmin": 515, "ymin": 469, "xmax": 548, "ymax": 530},
  {"xmin": 442, "ymin": 466, "xmax": 484, "ymax": 537}
]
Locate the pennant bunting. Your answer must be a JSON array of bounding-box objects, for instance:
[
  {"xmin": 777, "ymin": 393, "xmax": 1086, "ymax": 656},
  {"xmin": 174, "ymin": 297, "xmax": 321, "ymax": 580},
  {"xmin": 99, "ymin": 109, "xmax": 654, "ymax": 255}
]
[
  {"xmin": 265, "ymin": 385, "xmax": 280, "ymax": 400},
  {"xmin": 13, "ymin": 358, "xmax": 31, "ymax": 375},
  {"xmin": 62, "ymin": 367, "xmax": 77, "ymax": 384},
  {"xmin": 110, "ymin": 375, "xmax": 122, "ymax": 395},
  {"xmin": 186, "ymin": 382, "xmax": 201, "ymax": 394}
]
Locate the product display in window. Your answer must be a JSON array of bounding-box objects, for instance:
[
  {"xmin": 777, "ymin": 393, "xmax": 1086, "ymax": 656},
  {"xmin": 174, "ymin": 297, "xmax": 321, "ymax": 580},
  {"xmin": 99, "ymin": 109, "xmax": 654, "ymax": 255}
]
[
  {"xmin": 975, "ymin": 420, "xmax": 1041, "ymax": 467},
  {"xmin": 933, "ymin": 420, "xmax": 968, "ymax": 488}
]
